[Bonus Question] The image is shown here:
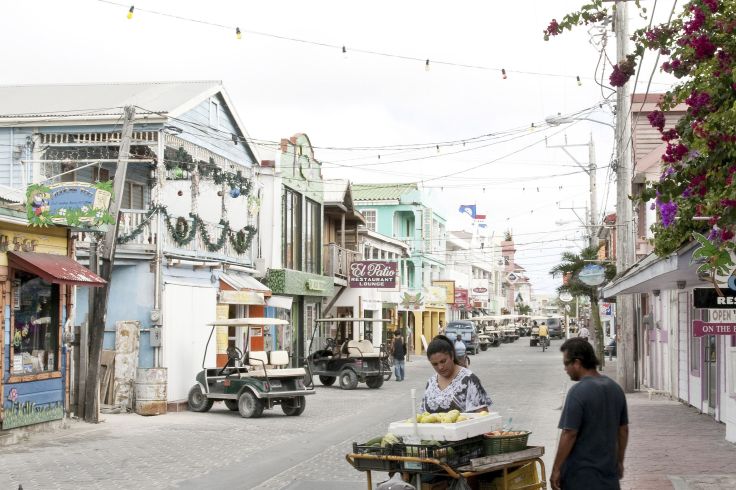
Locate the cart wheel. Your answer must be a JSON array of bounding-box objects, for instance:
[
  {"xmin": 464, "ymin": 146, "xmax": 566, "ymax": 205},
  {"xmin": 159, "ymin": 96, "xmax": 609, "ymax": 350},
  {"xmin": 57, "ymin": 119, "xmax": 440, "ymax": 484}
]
[
  {"xmin": 481, "ymin": 344, "xmax": 488, "ymax": 351},
  {"xmin": 187, "ymin": 385, "xmax": 214, "ymax": 413},
  {"xmin": 224, "ymin": 399, "xmax": 239, "ymax": 411},
  {"xmin": 383, "ymin": 369, "xmax": 392, "ymax": 382},
  {"xmin": 281, "ymin": 396, "xmax": 306, "ymax": 416},
  {"xmin": 319, "ymin": 375, "xmax": 336, "ymax": 386},
  {"xmin": 339, "ymin": 369, "xmax": 359, "ymax": 390},
  {"xmin": 238, "ymin": 390, "xmax": 264, "ymax": 418},
  {"xmin": 366, "ymin": 376, "xmax": 384, "ymax": 389}
]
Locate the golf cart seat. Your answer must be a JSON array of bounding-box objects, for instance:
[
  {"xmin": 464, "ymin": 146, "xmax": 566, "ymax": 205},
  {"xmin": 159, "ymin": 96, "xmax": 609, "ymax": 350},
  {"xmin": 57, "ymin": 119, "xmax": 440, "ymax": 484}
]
[
  {"xmin": 245, "ymin": 350, "xmax": 307, "ymax": 378},
  {"xmin": 346, "ymin": 340, "xmax": 383, "ymax": 358}
]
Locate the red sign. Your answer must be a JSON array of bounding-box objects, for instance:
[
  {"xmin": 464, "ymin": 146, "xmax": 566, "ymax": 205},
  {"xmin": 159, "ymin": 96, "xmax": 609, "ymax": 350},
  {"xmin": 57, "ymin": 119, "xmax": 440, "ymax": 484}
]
[
  {"xmin": 692, "ymin": 320, "xmax": 736, "ymax": 337},
  {"xmin": 454, "ymin": 288, "xmax": 469, "ymax": 307},
  {"xmin": 472, "ymin": 287, "xmax": 487, "ymax": 294},
  {"xmin": 349, "ymin": 261, "xmax": 398, "ymax": 289}
]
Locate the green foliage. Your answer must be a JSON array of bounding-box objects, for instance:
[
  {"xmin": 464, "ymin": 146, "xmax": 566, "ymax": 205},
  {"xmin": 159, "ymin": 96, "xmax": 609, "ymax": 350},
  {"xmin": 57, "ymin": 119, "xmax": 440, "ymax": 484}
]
[{"xmin": 517, "ymin": 303, "xmax": 532, "ymax": 315}]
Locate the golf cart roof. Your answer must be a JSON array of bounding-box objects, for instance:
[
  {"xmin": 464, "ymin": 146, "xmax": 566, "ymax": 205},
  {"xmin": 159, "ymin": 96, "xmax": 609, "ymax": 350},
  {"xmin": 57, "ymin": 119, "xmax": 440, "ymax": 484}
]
[
  {"xmin": 205, "ymin": 318, "xmax": 290, "ymax": 327},
  {"xmin": 314, "ymin": 318, "xmax": 391, "ymax": 323}
]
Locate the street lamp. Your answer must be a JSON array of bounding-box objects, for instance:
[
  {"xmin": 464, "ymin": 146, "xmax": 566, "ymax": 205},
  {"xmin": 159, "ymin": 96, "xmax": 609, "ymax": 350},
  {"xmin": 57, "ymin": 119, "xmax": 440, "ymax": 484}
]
[{"xmin": 545, "ymin": 114, "xmax": 615, "ymax": 129}]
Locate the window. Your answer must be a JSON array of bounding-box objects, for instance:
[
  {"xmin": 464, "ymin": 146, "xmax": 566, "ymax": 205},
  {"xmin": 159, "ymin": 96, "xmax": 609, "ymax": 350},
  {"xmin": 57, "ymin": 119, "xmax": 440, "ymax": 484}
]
[
  {"xmin": 691, "ymin": 309, "xmax": 704, "ymax": 373},
  {"xmin": 305, "ymin": 198, "xmax": 320, "ymax": 274},
  {"xmin": 11, "ymin": 271, "xmax": 60, "ymax": 375},
  {"xmin": 93, "ymin": 167, "xmax": 110, "ymax": 182},
  {"xmin": 282, "ymin": 187, "xmax": 302, "ymax": 270},
  {"xmin": 122, "ymin": 181, "xmax": 145, "ymax": 209},
  {"xmin": 209, "ymin": 99, "xmax": 220, "ymax": 128},
  {"xmin": 363, "ymin": 210, "xmax": 377, "ymax": 231}
]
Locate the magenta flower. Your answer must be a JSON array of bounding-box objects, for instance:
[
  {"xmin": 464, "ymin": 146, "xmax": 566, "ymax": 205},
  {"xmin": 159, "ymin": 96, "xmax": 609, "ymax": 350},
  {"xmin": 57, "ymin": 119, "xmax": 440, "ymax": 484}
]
[
  {"xmin": 648, "ymin": 110, "xmax": 666, "ymax": 131},
  {"xmin": 692, "ymin": 34, "xmax": 716, "ymax": 59},
  {"xmin": 685, "ymin": 91, "xmax": 711, "ymax": 116},
  {"xmin": 702, "ymin": 0, "xmax": 719, "ymax": 13},
  {"xmin": 657, "ymin": 200, "xmax": 678, "ymax": 228}
]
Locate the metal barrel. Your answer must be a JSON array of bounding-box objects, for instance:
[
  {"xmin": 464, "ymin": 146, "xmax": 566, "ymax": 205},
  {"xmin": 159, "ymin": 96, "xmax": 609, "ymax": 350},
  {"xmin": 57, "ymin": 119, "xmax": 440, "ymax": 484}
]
[{"xmin": 134, "ymin": 368, "xmax": 167, "ymax": 416}]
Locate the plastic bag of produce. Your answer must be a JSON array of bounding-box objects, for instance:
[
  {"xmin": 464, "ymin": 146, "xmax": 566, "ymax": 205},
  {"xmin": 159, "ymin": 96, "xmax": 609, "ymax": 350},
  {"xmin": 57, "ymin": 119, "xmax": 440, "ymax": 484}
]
[{"xmin": 375, "ymin": 473, "xmax": 416, "ymax": 490}]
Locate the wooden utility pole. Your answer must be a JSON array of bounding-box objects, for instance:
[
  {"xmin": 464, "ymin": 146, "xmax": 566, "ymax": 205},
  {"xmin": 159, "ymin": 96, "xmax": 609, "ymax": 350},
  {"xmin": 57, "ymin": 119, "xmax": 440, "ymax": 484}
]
[
  {"xmin": 84, "ymin": 105, "xmax": 136, "ymax": 422},
  {"xmin": 614, "ymin": 1, "xmax": 637, "ymax": 392}
]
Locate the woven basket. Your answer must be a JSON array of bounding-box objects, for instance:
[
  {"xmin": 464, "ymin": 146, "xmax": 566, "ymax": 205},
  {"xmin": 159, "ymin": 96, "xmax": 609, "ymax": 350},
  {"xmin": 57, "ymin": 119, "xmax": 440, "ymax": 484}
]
[{"xmin": 482, "ymin": 431, "xmax": 531, "ymax": 456}]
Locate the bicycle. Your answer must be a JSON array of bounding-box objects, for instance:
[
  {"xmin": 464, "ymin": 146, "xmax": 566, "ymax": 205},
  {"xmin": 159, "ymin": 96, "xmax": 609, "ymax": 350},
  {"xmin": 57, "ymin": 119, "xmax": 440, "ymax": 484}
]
[
  {"xmin": 540, "ymin": 336, "xmax": 549, "ymax": 352},
  {"xmin": 380, "ymin": 344, "xmax": 393, "ymax": 381}
]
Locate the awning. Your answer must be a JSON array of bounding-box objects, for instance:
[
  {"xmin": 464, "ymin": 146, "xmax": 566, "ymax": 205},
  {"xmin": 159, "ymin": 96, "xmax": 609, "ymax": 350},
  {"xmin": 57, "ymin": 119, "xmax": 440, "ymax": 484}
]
[
  {"xmin": 219, "ymin": 290, "xmax": 265, "ymax": 305},
  {"xmin": 8, "ymin": 251, "xmax": 106, "ymax": 287},
  {"xmin": 601, "ymin": 242, "xmax": 700, "ymax": 298},
  {"xmin": 220, "ymin": 272, "xmax": 271, "ymax": 294},
  {"xmin": 265, "ymin": 295, "xmax": 293, "ymax": 310}
]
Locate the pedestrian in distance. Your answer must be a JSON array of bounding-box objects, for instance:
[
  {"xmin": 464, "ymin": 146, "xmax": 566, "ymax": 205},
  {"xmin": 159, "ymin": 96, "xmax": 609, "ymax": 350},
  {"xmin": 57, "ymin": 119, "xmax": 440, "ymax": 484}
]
[
  {"xmin": 419, "ymin": 335, "xmax": 492, "ymax": 414},
  {"xmin": 392, "ymin": 330, "xmax": 406, "ymax": 381},
  {"xmin": 552, "ymin": 338, "xmax": 629, "ymax": 490},
  {"xmin": 454, "ymin": 333, "xmax": 468, "ymax": 367},
  {"xmin": 577, "ymin": 324, "xmax": 590, "ymax": 343}
]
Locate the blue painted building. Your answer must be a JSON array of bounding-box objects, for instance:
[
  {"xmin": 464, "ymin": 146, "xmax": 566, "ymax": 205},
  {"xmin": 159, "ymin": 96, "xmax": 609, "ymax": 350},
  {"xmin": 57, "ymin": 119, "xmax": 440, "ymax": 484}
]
[{"xmin": 0, "ymin": 81, "xmax": 269, "ymax": 420}]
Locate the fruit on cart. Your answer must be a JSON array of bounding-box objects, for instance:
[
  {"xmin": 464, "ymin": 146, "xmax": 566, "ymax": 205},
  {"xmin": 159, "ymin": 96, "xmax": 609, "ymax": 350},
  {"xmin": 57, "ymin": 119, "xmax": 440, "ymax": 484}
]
[
  {"xmin": 486, "ymin": 430, "xmax": 527, "ymax": 436},
  {"xmin": 478, "ymin": 410, "xmax": 489, "ymax": 416},
  {"xmin": 455, "ymin": 415, "xmax": 468, "ymax": 422},
  {"xmin": 381, "ymin": 433, "xmax": 400, "ymax": 447},
  {"xmin": 365, "ymin": 436, "xmax": 384, "ymax": 447}
]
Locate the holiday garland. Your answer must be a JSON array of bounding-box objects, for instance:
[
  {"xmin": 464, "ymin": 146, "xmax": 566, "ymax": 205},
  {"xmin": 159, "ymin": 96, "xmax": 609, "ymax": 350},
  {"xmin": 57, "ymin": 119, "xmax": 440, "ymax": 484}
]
[
  {"xmin": 117, "ymin": 204, "xmax": 257, "ymax": 255},
  {"xmin": 164, "ymin": 148, "xmax": 253, "ymax": 196}
]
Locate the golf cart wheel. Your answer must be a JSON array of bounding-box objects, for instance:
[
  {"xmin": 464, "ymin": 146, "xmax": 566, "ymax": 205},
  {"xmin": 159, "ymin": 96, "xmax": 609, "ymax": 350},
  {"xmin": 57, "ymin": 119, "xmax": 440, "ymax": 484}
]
[
  {"xmin": 187, "ymin": 385, "xmax": 214, "ymax": 413},
  {"xmin": 281, "ymin": 396, "xmax": 306, "ymax": 416},
  {"xmin": 383, "ymin": 370, "xmax": 392, "ymax": 381},
  {"xmin": 481, "ymin": 344, "xmax": 488, "ymax": 351},
  {"xmin": 319, "ymin": 375, "xmax": 336, "ymax": 386},
  {"xmin": 238, "ymin": 390, "xmax": 264, "ymax": 418},
  {"xmin": 366, "ymin": 376, "xmax": 384, "ymax": 389},
  {"xmin": 224, "ymin": 400, "xmax": 239, "ymax": 411},
  {"xmin": 339, "ymin": 369, "xmax": 359, "ymax": 390}
]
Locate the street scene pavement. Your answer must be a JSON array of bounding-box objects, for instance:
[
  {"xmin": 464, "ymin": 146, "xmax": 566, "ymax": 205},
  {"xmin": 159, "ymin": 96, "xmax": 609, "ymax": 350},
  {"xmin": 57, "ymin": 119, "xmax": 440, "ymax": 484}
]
[{"xmin": 1, "ymin": 339, "xmax": 734, "ymax": 489}]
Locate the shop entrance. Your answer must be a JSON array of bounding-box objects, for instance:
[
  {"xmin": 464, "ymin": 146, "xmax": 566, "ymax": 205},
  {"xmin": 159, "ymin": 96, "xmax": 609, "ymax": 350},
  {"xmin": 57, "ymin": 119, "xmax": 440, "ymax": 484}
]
[
  {"xmin": 704, "ymin": 335, "xmax": 717, "ymax": 416},
  {"xmin": 335, "ymin": 307, "xmax": 354, "ymax": 345}
]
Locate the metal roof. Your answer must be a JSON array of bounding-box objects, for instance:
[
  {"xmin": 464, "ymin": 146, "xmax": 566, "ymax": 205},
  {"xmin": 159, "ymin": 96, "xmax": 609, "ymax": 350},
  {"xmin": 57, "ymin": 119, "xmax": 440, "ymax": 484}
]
[
  {"xmin": 220, "ymin": 272, "xmax": 271, "ymax": 293},
  {"xmin": 352, "ymin": 183, "xmax": 418, "ymax": 202},
  {"xmin": 8, "ymin": 251, "xmax": 106, "ymax": 287},
  {"xmin": 0, "ymin": 81, "xmax": 221, "ymax": 120}
]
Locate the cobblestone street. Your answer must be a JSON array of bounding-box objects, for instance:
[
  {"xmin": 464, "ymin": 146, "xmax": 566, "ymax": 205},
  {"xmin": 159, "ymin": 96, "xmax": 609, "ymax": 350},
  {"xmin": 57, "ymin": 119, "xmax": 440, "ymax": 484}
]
[{"xmin": 1, "ymin": 339, "xmax": 734, "ymax": 489}]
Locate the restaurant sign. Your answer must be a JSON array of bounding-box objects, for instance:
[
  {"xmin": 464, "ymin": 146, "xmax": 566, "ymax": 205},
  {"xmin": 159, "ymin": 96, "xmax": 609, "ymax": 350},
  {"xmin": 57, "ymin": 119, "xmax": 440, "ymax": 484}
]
[
  {"xmin": 349, "ymin": 260, "xmax": 398, "ymax": 289},
  {"xmin": 692, "ymin": 320, "xmax": 736, "ymax": 337},
  {"xmin": 693, "ymin": 288, "xmax": 736, "ymax": 309},
  {"xmin": 454, "ymin": 288, "xmax": 470, "ymax": 307},
  {"xmin": 27, "ymin": 182, "xmax": 113, "ymax": 228}
]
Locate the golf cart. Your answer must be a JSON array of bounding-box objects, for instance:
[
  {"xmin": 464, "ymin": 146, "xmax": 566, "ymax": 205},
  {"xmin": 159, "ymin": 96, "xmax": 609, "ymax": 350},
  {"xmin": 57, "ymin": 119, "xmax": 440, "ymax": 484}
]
[
  {"xmin": 469, "ymin": 316, "xmax": 502, "ymax": 347},
  {"xmin": 306, "ymin": 318, "xmax": 390, "ymax": 390},
  {"xmin": 187, "ymin": 318, "xmax": 315, "ymax": 418}
]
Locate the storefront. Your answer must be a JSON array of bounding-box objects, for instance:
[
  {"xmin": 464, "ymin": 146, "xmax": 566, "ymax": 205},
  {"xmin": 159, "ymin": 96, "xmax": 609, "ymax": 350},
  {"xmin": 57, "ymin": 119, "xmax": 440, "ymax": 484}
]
[
  {"xmin": 398, "ymin": 287, "xmax": 447, "ymax": 355},
  {"xmin": 1, "ymin": 222, "xmax": 105, "ymax": 431},
  {"xmin": 266, "ymin": 268, "xmax": 334, "ymax": 367}
]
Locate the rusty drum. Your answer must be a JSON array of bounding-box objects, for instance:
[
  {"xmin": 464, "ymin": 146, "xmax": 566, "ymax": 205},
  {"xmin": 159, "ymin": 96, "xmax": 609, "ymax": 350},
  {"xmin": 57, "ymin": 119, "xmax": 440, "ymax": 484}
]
[{"xmin": 134, "ymin": 367, "xmax": 167, "ymax": 416}]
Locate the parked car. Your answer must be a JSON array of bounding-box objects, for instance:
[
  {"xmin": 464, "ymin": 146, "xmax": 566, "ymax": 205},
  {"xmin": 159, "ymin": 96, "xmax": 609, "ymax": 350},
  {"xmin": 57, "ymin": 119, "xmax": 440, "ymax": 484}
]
[{"xmin": 445, "ymin": 320, "xmax": 480, "ymax": 355}]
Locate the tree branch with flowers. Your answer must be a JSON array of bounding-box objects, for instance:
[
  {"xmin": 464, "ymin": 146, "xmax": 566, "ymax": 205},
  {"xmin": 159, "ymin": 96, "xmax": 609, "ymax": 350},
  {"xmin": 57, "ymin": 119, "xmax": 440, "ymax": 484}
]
[{"xmin": 546, "ymin": 0, "xmax": 736, "ymax": 285}]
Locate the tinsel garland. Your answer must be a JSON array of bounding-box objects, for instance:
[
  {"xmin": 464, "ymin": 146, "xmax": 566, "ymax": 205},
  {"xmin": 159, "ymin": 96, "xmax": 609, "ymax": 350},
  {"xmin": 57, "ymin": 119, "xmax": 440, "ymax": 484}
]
[
  {"xmin": 164, "ymin": 149, "xmax": 252, "ymax": 195},
  {"xmin": 117, "ymin": 204, "xmax": 257, "ymax": 255}
]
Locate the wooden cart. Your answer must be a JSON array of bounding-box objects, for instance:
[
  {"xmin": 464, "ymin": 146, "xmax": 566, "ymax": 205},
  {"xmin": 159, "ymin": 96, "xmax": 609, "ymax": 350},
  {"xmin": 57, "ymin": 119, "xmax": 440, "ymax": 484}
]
[{"xmin": 346, "ymin": 445, "xmax": 546, "ymax": 490}]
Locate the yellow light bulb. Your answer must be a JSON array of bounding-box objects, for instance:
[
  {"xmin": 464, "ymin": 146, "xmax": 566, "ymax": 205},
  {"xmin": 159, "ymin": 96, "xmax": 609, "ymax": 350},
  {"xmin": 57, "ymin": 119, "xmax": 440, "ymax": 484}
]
[
  {"xmin": 127, "ymin": 6, "xmax": 134, "ymax": 19},
  {"xmin": 236, "ymin": 27, "xmax": 242, "ymax": 40},
  {"xmin": 576, "ymin": 76, "xmax": 582, "ymax": 86},
  {"xmin": 425, "ymin": 59, "xmax": 430, "ymax": 72}
]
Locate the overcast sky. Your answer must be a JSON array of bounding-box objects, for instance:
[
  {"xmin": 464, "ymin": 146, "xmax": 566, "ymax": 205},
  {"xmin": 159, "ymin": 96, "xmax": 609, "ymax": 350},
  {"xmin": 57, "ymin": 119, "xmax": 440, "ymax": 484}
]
[{"xmin": 1, "ymin": 0, "xmax": 678, "ymax": 293}]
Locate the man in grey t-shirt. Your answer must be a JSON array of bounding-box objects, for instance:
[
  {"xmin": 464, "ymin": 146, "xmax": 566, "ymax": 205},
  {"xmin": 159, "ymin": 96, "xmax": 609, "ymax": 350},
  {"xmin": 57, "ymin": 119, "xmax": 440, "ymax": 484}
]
[{"xmin": 552, "ymin": 338, "xmax": 629, "ymax": 490}]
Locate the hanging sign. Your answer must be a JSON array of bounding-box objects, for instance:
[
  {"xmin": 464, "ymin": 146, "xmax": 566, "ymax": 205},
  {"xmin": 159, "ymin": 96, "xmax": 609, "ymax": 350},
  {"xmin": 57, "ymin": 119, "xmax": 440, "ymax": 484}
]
[
  {"xmin": 692, "ymin": 320, "xmax": 736, "ymax": 337},
  {"xmin": 578, "ymin": 264, "xmax": 606, "ymax": 286},
  {"xmin": 472, "ymin": 287, "xmax": 488, "ymax": 294},
  {"xmin": 454, "ymin": 288, "xmax": 469, "ymax": 307},
  {"xmin": 559, "ymin": 292, "xmax": 574, "ymax": 303},
  {"xmin": 349, "ymin": 260, "xmax": 398, "ymax": 289},
  {"xmin": 694, "ymin": 288, "xmax": 736, "ymax": 308},
  {"xmin": 432, "ymin": 280, "xmax": 456, "ymax": 304},
  {"xmin": 506, "ymin": 272, "xmax": 519, "ymax": 284},
  {"xmin": 27, "ymin": 182, "xmax": 113, "ymax": 227}
]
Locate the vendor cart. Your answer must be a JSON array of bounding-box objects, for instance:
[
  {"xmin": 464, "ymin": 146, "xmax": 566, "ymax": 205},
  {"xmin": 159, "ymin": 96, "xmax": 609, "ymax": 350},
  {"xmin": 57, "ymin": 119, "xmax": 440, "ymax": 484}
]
[{"xmin": 346, "ymin": 445, "xmax": 546, "ymax": 490}]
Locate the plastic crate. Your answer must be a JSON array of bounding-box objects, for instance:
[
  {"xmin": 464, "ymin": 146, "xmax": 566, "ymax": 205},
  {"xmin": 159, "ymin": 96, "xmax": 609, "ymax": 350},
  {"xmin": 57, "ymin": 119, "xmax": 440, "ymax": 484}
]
[
  {"xmin": 351, "ymin": 442, "xmax": 400, "ymax": 472},
  {"xmin": 482, "ymin": 431, "xmax": 531, "ymax": 456},
  {"xmin": 394, "ymin": 436, "xmax": 485, "ymax": 473}
]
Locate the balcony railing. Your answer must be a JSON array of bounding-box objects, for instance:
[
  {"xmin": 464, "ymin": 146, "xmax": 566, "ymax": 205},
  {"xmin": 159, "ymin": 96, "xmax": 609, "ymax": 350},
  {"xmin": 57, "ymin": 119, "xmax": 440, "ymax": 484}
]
[
  {"xmin": 323, "ymin": 243, "xmax": 362, "ymax": 279},
  {"xmin": 73, "ymin": 209, "xmax": 158, "ymax": 246},
  {"xmin": 161, "ymin": 217, "xmax": 253, "ymax": 262}
]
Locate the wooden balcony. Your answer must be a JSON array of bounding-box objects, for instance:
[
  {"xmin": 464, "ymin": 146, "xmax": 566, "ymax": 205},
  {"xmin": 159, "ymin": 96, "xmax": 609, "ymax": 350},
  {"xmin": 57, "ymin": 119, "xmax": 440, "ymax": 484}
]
[{"xmin": 323, "ymin": 243, "xmax": 362, "ymax": 280}]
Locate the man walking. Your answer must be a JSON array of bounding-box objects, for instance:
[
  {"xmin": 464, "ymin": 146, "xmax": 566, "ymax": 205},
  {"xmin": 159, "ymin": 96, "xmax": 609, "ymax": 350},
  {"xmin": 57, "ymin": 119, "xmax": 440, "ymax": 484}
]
[
  {"xmin": 552, "ymin": 338, "xmax": 629, "ymax": 490},
  {"xmin": 577, "ymin": 324, "xmax": 590, "ymax": 342},
  {"xmin": 392, "ymin": 330, "xmax": 406, "ymax": 381}
]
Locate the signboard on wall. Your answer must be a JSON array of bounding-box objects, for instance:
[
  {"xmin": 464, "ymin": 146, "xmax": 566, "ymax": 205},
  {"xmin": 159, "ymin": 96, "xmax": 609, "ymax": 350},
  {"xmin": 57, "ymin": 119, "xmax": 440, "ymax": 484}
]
[
  {"xmin": 26, "ymin": 182, "xmax": 113, "ymax": 228},
  {"xmin": 432, "ymin": 280, "xmax": 456, "ymax": 304},
  {"xmin": 692, "ymin": 320, "xmax": 736, "ymax": 337},
  {"xmin": 454, "ymin": 288, "xmax": 469, "ymax": 307},
  {"xmin": 694, "ymin": 288, "xmax": 736, "ymax": 308},
  {"xmin": 349, "ymin": 261, "xmax": 398, "ymax": 289}
]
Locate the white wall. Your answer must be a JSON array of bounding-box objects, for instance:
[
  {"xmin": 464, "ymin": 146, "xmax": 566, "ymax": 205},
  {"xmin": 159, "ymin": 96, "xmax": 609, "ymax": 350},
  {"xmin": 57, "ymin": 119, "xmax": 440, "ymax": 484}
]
[{"xmin": 162, "ymin": 283, "xmax": 217, "ymax": 401}]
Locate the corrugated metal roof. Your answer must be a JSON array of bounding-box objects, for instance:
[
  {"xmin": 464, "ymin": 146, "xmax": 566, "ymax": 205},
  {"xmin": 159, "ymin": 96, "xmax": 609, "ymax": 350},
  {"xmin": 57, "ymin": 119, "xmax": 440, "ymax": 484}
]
[
  {"xmin": 323, "ymin": 179, "xmax": 349, "ymax": 204},
  {"xmin": 8, "ymin": 251, "xmax": 106, "ymax": 287},
  {"xmin": 352, "ymin": 183, "xmax": 418, "ymax": 201},
  {"xmin": 0, "ymin": 81, "xmax": 221, "ymax": 120},
  {"xmin": 220, "ymin": 272, "xmax": 270, "ymax": 293}
]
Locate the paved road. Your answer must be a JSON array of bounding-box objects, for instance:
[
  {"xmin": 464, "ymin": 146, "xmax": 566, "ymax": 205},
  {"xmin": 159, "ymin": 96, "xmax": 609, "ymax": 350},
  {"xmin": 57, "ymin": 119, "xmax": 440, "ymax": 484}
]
[{"xmin": 0, "ymin": 337, "xmax": 569, "ymax": 489}]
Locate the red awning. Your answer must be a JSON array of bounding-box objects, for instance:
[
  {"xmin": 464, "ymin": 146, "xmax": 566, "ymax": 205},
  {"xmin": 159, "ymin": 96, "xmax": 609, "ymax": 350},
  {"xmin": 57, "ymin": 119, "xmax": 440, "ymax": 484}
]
[{"xmin": 8, "ymin": 251, "xmax": 106, "ymax": 287}]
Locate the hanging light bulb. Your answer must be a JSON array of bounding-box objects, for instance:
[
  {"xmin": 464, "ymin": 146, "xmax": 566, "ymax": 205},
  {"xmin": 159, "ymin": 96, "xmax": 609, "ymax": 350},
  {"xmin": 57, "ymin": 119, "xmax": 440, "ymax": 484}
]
[
  {"xmin": 576, "ymin": 75, "xmax": 582, "ymax": 86},
  {"xmin": 436, "ymin": 145, "xmax": 440, "ymax": 153},
  {"xmin": 236, "ymin": 27, "xmax": 242, "ymax": 40},
  {"xmin": 425, "ymin": 59, "xmax": 430, "ymax": 72},
  {"xmin": 342, "ymin": 46, "xmax": 347, "ymax": 59},
  {"xmin": 127, "ymin": 5, "xmax": 134, "ymax": 19},
  {"xmin": 501, "ymin": 68, "xmax": 507, "ymax": 79}
]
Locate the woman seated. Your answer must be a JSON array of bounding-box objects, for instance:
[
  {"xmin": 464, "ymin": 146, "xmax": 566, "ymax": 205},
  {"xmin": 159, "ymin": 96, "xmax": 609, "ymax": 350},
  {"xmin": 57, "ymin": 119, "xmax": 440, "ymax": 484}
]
[{"xmin": 419, "ymin": 335, "xmax": 493, "ymax": 414}]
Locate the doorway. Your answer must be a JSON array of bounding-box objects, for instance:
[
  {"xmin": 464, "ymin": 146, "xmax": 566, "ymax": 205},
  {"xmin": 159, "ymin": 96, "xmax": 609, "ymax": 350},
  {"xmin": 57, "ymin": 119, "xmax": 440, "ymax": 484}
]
[{"xmin": 704, "ymin": 335, "xmax": 717, "ymax": 416}]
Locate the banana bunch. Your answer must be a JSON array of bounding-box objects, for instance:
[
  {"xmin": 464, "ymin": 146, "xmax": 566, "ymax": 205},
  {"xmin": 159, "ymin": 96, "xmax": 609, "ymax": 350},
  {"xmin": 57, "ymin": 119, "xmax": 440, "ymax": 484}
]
[
  {"xmin": 365, "ymin": 433, "xmax": 401, "ymax": 448},
  {"xmin": 407, "ymin": 409, "xmax": 469, "ymax": 424}
]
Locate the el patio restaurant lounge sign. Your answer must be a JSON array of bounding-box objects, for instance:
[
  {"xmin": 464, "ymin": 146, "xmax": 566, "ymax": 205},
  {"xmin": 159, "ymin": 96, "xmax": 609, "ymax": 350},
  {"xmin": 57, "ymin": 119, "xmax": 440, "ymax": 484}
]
[{"xmin": 349, "ymin": 261, "xmax": 398, "ymax": 289}]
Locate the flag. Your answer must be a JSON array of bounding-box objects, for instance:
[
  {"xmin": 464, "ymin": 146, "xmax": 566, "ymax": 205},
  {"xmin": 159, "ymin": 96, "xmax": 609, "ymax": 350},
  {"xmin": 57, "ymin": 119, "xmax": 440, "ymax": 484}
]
[
  {"xmin": 458, "ymin": 204, "xmax": 477, "ymax": 218},
  {"xmin": 475, "ymin": 214, "xmax": 487, "ymax": 220},
  {"xmin": 478, "ymin": 223, "xmax": 487, "ymax": 228}
]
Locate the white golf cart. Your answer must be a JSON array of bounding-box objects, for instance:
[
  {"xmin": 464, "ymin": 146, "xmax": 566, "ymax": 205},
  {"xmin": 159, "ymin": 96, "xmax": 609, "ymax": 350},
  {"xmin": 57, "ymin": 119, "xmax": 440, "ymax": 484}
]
[{"xmin": 187, "ymin": 318, "xmax": 315, "ymax": 418}]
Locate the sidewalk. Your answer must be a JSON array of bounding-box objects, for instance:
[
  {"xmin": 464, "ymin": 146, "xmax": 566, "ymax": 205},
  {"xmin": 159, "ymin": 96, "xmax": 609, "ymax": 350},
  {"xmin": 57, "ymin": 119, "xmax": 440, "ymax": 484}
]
[{"xmin": 603, "ymin": 360, "xmax": 736, "ymax": 489}]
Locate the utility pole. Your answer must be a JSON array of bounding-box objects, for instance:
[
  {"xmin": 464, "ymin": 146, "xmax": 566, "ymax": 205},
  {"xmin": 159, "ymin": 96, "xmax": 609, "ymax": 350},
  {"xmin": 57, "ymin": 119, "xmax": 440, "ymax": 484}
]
[
  {"xmin": 84, "ymin": 105, "xmax": 136, "ymax": 422},
  {"xmin": 614, "ymin": 0, "xmax": 636, "ymax": 392},
  {"xmin": 547, "ymin": 134, "xmax": 598, "ymax": 248}
]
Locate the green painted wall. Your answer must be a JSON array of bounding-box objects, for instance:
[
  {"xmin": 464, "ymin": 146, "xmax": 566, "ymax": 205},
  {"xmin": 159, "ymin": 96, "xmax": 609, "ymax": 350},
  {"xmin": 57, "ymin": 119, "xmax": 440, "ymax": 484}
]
[{"xmin": 266, "ymin": 269, "xmax": 334, "ymax": 297}]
